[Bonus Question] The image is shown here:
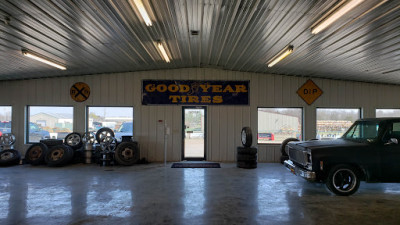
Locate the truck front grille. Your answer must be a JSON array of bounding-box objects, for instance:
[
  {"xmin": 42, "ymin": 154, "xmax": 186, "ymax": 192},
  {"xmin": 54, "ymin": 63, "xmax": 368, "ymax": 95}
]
[{"xmin": 288, "ymin": 146, "xmax": 308, "ymax": 166}]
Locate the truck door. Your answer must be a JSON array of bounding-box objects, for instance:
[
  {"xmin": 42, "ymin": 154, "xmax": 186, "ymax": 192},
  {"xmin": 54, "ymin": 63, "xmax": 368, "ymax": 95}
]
[{"xmin": 380, "ymin": 121, "xmax": 400, "ymax": 182}]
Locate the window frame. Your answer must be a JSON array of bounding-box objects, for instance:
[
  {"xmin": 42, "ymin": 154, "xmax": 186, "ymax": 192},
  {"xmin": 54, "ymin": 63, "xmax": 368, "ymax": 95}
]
[
  {"xmin": 26, "ymin": 105, "xmax": 74, "ymax": 144},
  {"xmin": 257, "ymin": 107, "xmax": 304, "ymax": 145},
  {"xmin": 316, "ymin": 107, "xmax": 362, "ymax": 140}
]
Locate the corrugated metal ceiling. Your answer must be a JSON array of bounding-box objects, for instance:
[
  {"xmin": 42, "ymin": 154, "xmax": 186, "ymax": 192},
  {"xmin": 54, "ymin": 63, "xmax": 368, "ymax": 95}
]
[{"xmin": 0, "ymin": 0, "xmax": 399, "ymax": 84}]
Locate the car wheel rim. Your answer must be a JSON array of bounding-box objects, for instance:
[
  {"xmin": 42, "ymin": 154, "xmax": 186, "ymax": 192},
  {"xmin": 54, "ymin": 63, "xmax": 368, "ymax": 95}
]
[
  {"xmin": 241, "ymin": 131, "xmax": 246, "ymax": 144},
  {"xmin": 121, "ymin": 147, "xmax": 134, "ymax": 160},
  {"xmin": 332, "ymin": 169, "xmax": 357, "ymax": 193},
  {"xmin": 99, "ymin": 131, "xmax": 112, "ymax": 141},
  {"xmin": 82, "ymin": 132, "xmax": 95, "ymax": 143},
  {"xmin": 67, "ymin": 134, "xmax": 81, "ymax": 146},
  {"xmin": 50, "ymin": 149, "xmax": 64, "ymax": 161},
  {"xmin": 1, "ymin": 152, "xmax": 13, "ymax": 160},
  {"xmin": 29, "ymin": 146, "xmax": 42, "ymax": 160}
]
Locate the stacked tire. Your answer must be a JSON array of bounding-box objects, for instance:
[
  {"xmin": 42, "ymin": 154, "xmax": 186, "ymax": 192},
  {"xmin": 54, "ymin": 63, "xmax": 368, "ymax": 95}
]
[
  {"xmin": 45, "ymin": 145, "xmax": 74, "ymax": 167},
  {"xmin": 237, "ymin": 127, "xmax": 257, "ymax": 169},
  {"xmin": 25, "ymin": 133, "xmax": 83, "ymax": 167},
  {"xmin": 0, "ymin": 133, "xmax": 20, "ymax": 167},
  {"xmin": 25, "ymin": 143, "xmax": 48, "ymax": 165},
  {"xmin": 0, "ymin": 149, "xmax": 21, "ymax": 166},
  {"xmin": 114, "ymin": 141, "xmax": 140, "ymax": 166}
]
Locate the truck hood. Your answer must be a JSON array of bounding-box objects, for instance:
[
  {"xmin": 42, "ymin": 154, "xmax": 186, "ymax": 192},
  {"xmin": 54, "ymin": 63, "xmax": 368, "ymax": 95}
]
[{"xmin": 288, "ymin": 138, "xmax": 369, "ymax": 151}]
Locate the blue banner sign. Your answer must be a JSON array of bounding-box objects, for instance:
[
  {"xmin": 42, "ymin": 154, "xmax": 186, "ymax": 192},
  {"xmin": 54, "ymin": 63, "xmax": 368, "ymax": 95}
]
[{"xmin": 142, "ymin": 80, "xmax": 249, "ymax": 105}]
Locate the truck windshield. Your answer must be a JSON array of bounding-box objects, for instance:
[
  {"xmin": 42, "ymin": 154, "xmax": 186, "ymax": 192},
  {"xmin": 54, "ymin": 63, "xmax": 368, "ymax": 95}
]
[{"xmin": 342, "ymin": 121, "xmax": 380, "ymax": 142}]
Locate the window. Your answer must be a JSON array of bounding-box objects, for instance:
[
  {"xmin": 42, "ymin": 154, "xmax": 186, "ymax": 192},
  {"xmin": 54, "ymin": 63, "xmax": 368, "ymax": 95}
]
[
  {"xmin": 316, "ymin": 108, "xmax": 360, "ymax": 139},
  {"xmin": 27, "ymin": 106, "xmax": 73, "ymax": 143},
  {"xmin": 382, "ymin": 122, "xmax": 400, "ymax": 142},
  {"xmin": 0, "ymin": 106, "xmax": 12, "ymax": 135},
  {"xmin": 87, "ymin": 107, "xmax": 133, "ymax": 142},
  {"xmin": 376, "ymin": 109, "xmax": 400, "ymax": 118},
  {"xmin": 258, "ymin": 108, "xmax": 302, "ymax": 144}
]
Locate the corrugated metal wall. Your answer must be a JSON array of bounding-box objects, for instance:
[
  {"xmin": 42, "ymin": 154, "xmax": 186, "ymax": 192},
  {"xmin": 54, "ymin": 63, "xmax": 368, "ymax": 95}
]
[{"xmin": 1, "ymin": 68, "xmax": 399, "ymax": 162}]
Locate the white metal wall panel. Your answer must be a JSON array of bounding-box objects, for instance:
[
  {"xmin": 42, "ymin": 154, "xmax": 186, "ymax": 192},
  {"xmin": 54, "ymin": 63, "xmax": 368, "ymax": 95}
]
[{"xmin": 2, "ymin": 68, "xmax": 400, "ymax": 163}]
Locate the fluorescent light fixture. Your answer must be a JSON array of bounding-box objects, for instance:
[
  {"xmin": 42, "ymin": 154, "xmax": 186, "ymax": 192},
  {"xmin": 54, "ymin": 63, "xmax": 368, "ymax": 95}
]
[
  {"xmin": 22, "ymin": 50, "xmax": 66, "ymax": 70},
  {"xmin": 267, "ymin": 45, "xmax": 294, "ymax": 67},
  {"xmin": 130, "ymin": 0, "xmax": 152, "ymax": 26},
  {"xmin": 311, "ymin": 0, "xmax": 364, "ymax": 34},
  {"xmin": 157, "ymin": 43, "xmax": 170, "ymax": 63}
]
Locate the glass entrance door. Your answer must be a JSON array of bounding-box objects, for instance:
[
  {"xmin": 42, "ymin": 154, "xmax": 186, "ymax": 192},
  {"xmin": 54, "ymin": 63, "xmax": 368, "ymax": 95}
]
[{"xmin": 183, "ymin": 107, "xmax": 206, "ymax": 160}]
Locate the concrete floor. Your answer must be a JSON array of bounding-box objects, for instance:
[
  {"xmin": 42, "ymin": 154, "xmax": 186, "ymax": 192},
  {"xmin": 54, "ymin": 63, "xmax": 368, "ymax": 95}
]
[{"xmin": 0, "ymin": 163, "xmax": 399, "ymax": 225}]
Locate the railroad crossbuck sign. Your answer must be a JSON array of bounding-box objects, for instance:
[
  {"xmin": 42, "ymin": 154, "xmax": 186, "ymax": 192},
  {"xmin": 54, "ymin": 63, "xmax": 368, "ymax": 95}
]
[
  {"xmin": 297, "ymin": 79, "xmax": 323, "ymax": 105},
  {"xmin": 70, "ymin": 82, "xmax": 90, "ymax": 102}
]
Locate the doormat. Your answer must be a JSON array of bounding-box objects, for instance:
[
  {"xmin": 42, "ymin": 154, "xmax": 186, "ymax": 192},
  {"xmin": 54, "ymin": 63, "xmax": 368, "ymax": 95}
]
[{"xmin": 171, "ymin": 163, "xmax": 221, "ymax": 168}]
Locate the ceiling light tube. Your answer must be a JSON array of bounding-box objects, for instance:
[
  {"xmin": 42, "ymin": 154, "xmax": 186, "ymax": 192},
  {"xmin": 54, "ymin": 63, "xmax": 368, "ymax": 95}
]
[
  {"xmin": 157, "ymin": 43, "xmax": 170, "ymax": 63},
  {"xmin": 267, "ymin": 45, "xmax": 293, "ymax": 67},
  {"xmin": 130, "ymin": 0, "xmax": 152, "ymax": 26},
  {"xmin": 311, "ymin": 0, "xmax": 364, "ymax": 34},
  {"xmin": 22, "ymin": 50, "xmax": 66, "ymax": 70}
]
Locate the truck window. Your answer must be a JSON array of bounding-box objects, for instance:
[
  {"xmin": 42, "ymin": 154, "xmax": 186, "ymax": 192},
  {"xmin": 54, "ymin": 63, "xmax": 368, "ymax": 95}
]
[
  {"xmin": 344, "ymin": 121, "xmax": 380, "ymax": 141},
  {"xmin": 383, "ymin": 122, "xmax": 400, "ymax": 141}
]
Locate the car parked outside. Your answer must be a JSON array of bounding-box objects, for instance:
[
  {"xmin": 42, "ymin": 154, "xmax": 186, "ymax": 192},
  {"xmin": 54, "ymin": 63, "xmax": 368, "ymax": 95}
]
[
  {"xmin": 258, "ymin": 132, "xmax": 275, "ymax": 141},
  {"xmin": 114, "ymin": 122, "xmax": 133, "ymax": 142},
  {"xmin": 0, "ymin": 121, "xmax": 11, "ymax": 135},
  {"xmin": 29, "ymin": 122, "xmax": 50, "ymax": 142}
]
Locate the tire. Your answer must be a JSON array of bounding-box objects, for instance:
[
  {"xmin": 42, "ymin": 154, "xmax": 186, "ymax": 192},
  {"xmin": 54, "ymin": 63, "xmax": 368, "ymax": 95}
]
[
  {"xmin": 280, "ymin": 138, "xmax": 299, "ymax": 156},
  {"xmin": 95, "ymin": 128, "xmax": 115, "ymax": 144},
  {"xmin": 0, "ymin": 149, "xmax": 21, "ymax": 166},
  {"xmin": 280, "ymin": 155, "xmax": 289, "ymax": 164},
  {"xmin": 237, "ymin": 160, "xmax": 257, "ymax": 169},
  {"xmin": 45, "ymin": 145, "xmax": 74, "ymax": 167},
  {"xmin": 25, "ymin": 143, "xmax": 48, "ymax": 165},
  {"xmin": 64, "ymin": 132, "xmax": 83, "ymax": 150},
  {"xmin": 114, "ymin": 142, "xmax": 139, "ymax": 166},
  {"xmin": 241, "ymin": 127, "xmax": 253, "ymax": 147},
  {"xmin": 237, "ymin": 146, "xmax": 257, "ymax": 155},
  {"xmin": 326, "ymin": 164, "xmax": 360, "ymax": 196},
  {"xmin": 40, "ymin": 139, "xmax": 63, "ymax": 147},
  {"xmin": 237, "ymin": 153, "xmax": 257, "ymax": 161}
]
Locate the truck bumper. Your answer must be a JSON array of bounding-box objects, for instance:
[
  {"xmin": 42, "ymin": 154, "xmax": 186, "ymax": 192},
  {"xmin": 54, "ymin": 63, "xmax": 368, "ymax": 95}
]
[{"xmin": 284, "ymin": 160, "xmax": 316, "ymax": 181}]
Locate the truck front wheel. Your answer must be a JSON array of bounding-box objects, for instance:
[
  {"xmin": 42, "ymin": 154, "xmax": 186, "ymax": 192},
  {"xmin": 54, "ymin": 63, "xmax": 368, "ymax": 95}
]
[{"xmin": 326, "ymin": 164, "xmax": 360, "ymax": 196}]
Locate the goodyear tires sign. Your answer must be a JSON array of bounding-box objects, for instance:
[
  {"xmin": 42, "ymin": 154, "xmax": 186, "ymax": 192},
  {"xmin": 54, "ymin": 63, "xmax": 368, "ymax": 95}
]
[{"xmin": 142, "ymin": 80, "xmax": 249, "ymax": 105}]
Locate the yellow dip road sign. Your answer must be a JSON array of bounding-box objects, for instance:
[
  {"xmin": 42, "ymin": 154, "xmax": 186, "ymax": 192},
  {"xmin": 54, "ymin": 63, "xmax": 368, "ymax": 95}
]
[
  {"xmin": 297, "ymin": 79, "xmax": 323, "ymax": 105},
  {"xmin": 70, "ymin": 82, "xmax": 90, "ymax": 102}
]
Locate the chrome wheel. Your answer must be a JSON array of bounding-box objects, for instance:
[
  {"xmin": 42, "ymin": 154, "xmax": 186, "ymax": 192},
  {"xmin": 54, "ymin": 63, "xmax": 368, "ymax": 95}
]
[
  {"xmin": 327, "ymin": 164, "xmax": 360, "ymax": 196},
  {"xmin": 332, "ymin": 168, "xmax": 357, "ymax": 193},
  {"xmin": 66, "ymin": 133, "xmax": 81, "ymax": 146},
  {"xmin": 82, "ymin": 132, "xmax": 95, "ymax": 143},
  {"xmin": 0, "ymin": 133, "xmax": 16, "ymax": 146}
]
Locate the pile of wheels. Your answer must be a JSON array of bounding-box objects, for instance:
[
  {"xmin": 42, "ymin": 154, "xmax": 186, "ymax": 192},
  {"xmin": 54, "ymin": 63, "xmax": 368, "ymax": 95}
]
[
  {"xmin": 24, "ymin": 127, "xmax": 140, "ymax": 167},
  {"xmin": 25, "ymin": 135, "xmax": 78, "ymax": 167},
  {"xmin": 0, "ymin": 133, "xmax": 21, "ymax": 167},
  {"xmin": 237, "ymin": 127, "xmax": 257, "ymax": 169}
]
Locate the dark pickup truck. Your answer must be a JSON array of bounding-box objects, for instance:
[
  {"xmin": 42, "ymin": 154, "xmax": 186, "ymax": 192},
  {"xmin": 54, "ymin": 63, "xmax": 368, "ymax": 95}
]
[{"xmin": 284, "ymin": 118, "xmax": 400, "ymax": 196}]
